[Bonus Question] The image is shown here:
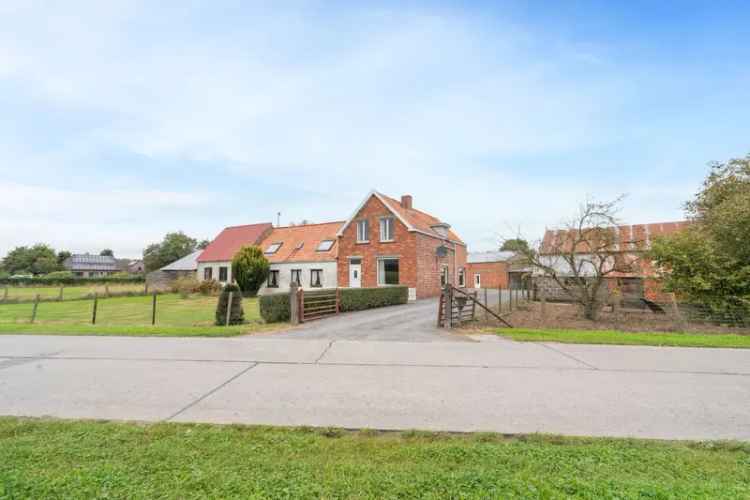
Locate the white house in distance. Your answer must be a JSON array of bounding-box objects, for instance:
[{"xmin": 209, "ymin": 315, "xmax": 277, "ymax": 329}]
[{"xmin": 196, "ymin": 223, "xmax": 273, "ymax": 284}]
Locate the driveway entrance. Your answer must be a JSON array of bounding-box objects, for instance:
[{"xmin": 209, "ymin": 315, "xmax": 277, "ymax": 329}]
[{"xmin": 269, "ymin": 299, "xmax": 470, "ymax": 342}]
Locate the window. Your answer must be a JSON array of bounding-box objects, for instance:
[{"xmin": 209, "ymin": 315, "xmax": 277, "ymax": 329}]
[
  {"xmin": 316, "ymin": 240, "xmax": 334, "ymax": 252},
  {"xmin": 356, "ymin": 219, "xmax": 369, "ymax": 242},
  {"xmin": 291, "ymin": 269, "xmax": 301, "ymax": 286},
  {"xmin": 310, "ymin": 269, "xmax": 323, "ymax": 288},
  {"xmin": 265, "ymin": 242, "xmax": 282, "ymax": 255},
  {"xmin": 458, "ymin": 268, "xmax": 465, "ymax": 287},
  {"xmin": 379, "ymin": 217, "xmax": 395, "ymax": 242},
  {"xmin": 377, "ymin": 258, "xmax": 399, "ymax": 285},
  {"xmin": 219, "ymin": 266, "xmax": 228, "ymax": 282},
  {"xmin": 440, "ymin": 266, "xmax": 449, "ymax": 287},
  {"xmin": 204, "ymin": 267, "xmax": 213, "ymax": 280},
  {"xmin": 267, "ymin": 270, "xmax": 279, "ymax": 288}
]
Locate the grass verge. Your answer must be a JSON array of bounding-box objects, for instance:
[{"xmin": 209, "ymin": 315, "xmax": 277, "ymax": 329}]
[
  {"xmin": 0, "ymin": 323, "xmax": 284, "ymax": 337},
  {"xmin": 491, "ymin": 327, "xmax": 750, "ymax": 348},
  {"xmin": 1, "ymin": 417, "xmax": 748, "ymax": 498}
]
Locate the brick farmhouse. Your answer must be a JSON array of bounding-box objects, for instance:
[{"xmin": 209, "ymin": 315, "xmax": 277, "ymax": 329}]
[{"xmin": 195, "ymin": 191, "xmax": 466, "ymax": 300}]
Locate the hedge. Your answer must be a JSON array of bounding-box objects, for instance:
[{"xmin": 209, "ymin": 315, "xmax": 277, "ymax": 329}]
[
  {"xmin": 0, "ymin": 276, "xmax": 145, "ymax": 286},
  {"xmin": 259, "ymin": 293, "xmax": 291, "ymax": 323},
  {"xmin": 340, "ymin": 286, "xmax": 408, "ymax": 312},
  {"xmin": 215, "ymin": 283, "xmax": 244, "ymax": 326},
  {"xmin": 259, "ymin": 286, "xmax": 409, "ymax": 323}
]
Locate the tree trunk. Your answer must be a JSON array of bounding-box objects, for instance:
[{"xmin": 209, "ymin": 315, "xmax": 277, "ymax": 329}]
[{"xmin": 583, "ymin": 300, "xmax": 601, "ymax": 321}]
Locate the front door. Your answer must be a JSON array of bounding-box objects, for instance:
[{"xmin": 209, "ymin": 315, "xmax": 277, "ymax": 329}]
[
  {"xmin": 474, "ymin": 273, "xmax": 481, "ymax": 289},
  {"xmin": 349, "ymin": 260, "xmax": 362, "ymax": 288}
]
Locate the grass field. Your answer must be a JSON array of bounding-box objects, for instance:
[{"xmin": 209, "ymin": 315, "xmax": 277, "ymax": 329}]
[
  {"xmin": 0, "ymin": 283, "xmax": 147, "ymax": 302},
  {"xmin": 0, "ymin": 418, "xmax": 747, "ymax": 498},
  {"xmin": 492, "ymin": 327, "xmax": 750, "ymax": 348},
  {"xmin": 0, "ymin": 294, "xmax": 279, "ymax": 336}
]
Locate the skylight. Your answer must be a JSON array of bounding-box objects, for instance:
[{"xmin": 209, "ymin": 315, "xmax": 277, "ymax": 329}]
[
  {"xmin": 265, "ymin": 242, "xmax": 282, "ymax": 254},
  {"xmin": 316, "ymin": 240, "xmax": 334, "ymax": 252}
]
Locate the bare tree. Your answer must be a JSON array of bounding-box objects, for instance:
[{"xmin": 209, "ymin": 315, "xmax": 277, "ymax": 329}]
[{"xmin": 512, "ymin": 196, "xmax": 641, "ymax": 321}]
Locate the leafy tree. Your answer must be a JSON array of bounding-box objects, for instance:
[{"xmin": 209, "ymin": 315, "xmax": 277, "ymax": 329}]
[
  {"xmin": 56, "ymin": 251, "xmax": 71, "ymax": 265},
  {"xmin": 197, "ymin": 240, "xmax": 210, "ymax": 250},
  {"xmin": 1, "ymin": 244, "xmax": 61, "ymax": 275},
  {"xmin": 100, "ymin": 249, "xmax": 114, "ymax": 257},
  {"xmin": 143, "ymin": 232, "xmax": 198, "ymax": 272},
  {"xmin": 650, "ymin": 154, "xmax": 750, "ymax": 315},
  {"xmin": 500, "ymin": 238, "xmax": 530, "ymax": 253},
  {"xmin": 231, "ymin": 246, "xmax": 270, "ymax": 296}
]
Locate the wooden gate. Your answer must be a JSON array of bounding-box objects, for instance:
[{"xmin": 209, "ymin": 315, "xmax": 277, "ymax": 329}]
[
  {"xmin": 438, "ymin": 284, "xmax": 512, "ymax": 328},
  {"xmin": 298, "ymin": 288, "xmax": 340, "ymax": 323}
]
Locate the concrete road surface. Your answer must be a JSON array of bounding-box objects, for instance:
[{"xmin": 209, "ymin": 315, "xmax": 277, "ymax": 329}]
[{"xmin": 1, "ymin": 335, "xmax": 749, "ymax": 441}]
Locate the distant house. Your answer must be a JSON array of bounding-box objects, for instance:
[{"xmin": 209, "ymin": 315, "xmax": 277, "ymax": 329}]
[
  {"xmin": 466, "ymin": 251, "xmax": 531, "ymax": 290},
  {"xmin": 116, "ymin": 259, "xmax": 145, "ymax": 274},
  {"xmin": 197, "ymin": 223, "xmax": 274, "ymax": 284},
  {"xmin": 537, "ymin": 220, "xmax": 690, "ymax": 304},
  {"xmin": 146, "ymin": 250, "xmax": 202, "ymax": 289},
  {"xmin": 63, "ymin": 254, "xmax": 119, "ymax": 278}
]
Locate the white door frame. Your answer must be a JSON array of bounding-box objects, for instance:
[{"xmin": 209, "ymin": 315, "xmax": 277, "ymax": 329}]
[{"xmin": 349, "ymin": 260, "xmax": 362, "ymax": 288}]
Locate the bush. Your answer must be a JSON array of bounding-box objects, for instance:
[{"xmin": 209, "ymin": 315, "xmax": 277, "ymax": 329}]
[
  {"xmin": 0, "ymin": 276, "xmax": 145, "ymax": 286},
  {"xmin": 171, "ymin": 276, "xmax": 201, "ymax": 298},
  {"xmin": 42, "ymin": 271, "xmax": 74, "ymax": 279},
  {"xmin": 340, "ymin": 286, "xmax": 408, "ymax": 312},
  {"xmin": 259, "ymin": 293, "xmax": 290, "ymax": 323},
  {"xmin": 232, "ymin": 246, "xmax": 269, "ymax": 296},
  {"xmin": 215, "ymin": 283, "xmax": 244, "ymax": 326},
  {"xmin": 198, "ymin": 279, "xmax": 221, "ymax": 296}
]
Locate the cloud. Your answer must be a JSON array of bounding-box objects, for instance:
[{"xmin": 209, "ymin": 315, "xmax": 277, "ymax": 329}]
[{"xmin": 0, "ymin": 1, "xmax": 711, "ymax": 257}]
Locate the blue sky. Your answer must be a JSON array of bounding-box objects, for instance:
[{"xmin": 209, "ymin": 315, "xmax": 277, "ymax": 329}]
[{"xmin": 1, "ymin": 1, "xmax": 748, "ymax": 258}]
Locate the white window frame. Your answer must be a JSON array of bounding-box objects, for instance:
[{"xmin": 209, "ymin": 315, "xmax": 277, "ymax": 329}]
[
  {"xmin": 377, "ymin": 257, "xmax": 400, "ymax": 286},
  {"xmin": 440, "ymin": 266, "xmax": 449, "ymax": 287},
  {"xmin": 356, "ymin": 219, "xmax": 369, "ymax": 243},
  {"xmin": 267, "ymin": 270, "xmax": 279, "ymax": 288},
  {"xmin": 316, "ymin": 240, "xmax": 335, "ymax": 252},
  {"xmin": 458, "ymin": 268, "xmax": 465, "ymax": 287},
  {"xmin": 310, "ymin": 269, "xmax": 323, "ymax": 288},
  {"xmin": 291, "ymin": 269, "xmax": 301, "ymax": 286},
  {"xmin": 379, "ymin": 217, "xmax": 395, "ymax": 242},
  {"xmin": 265, "ymin": 242, "xmax": 282, "ymax": 255}
]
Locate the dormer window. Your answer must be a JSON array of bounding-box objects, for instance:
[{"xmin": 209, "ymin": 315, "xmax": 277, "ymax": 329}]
[
  {"xmin": 265, "ymin": 242, "xmax": 282, "ymax": 254},
  {"xmin": 316, "ymin": 240, "xmax": 334, "ymax": 252}
]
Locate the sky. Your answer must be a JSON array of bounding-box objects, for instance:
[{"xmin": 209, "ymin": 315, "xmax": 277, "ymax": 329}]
[{"xmin": 1, "ymin": 0, "xmax": 748, "ymax": 258}]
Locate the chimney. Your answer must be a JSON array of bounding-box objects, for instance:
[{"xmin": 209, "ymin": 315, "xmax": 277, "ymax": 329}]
[{"xmin": 400, "ymin": 194, "xmax": 413, "ymax": 210}]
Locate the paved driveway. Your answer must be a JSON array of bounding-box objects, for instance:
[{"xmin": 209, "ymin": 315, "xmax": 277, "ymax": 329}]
[
  {"xmin": 268, "ymin": 299, "xmax": 470, "ymax": 342},
  {"xmin": 1, "ymin": 335, "xmax": 749, "ymax": 440}
]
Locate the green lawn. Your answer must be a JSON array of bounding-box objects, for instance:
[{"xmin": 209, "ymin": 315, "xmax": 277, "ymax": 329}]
[
  {"xmin": 0, "ymin": 418, "xmax": 747, "ymax": 499},
  {"xmin": 492, "ymin": 327, "xmax": 750, "ymax": 348},
  {"xmin": 0, "ymin": 283, "xmax": 147, "ymax": 302},
  {"xmin": 0, "ymin": 294, "xmax": 280, "ymax": 336}
]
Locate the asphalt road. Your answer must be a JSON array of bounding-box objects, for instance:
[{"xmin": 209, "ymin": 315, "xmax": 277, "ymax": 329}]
[{"xmin": 1, "ymin": 335, "xmax": 749, "ymax": 441}]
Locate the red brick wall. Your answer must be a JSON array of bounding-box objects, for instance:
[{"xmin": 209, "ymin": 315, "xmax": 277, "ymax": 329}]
[
  {"xmin": 337, "ymin": 195, "xmax": 418, "ymax": 291},
  {"xmin": 466, "ymin": 261, "xmax": 509, "ymax": 289},
  {"xmin": 337, "ymin": 194, "xmax": 467, "ymax": 299}
]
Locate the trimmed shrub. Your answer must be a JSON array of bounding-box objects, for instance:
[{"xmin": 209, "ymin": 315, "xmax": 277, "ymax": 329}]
[
  {"xmin": 259, "ymin": 293, "xmax": 290, "ymax": 323},
  {"xmin": 215, "ymin": 284, "xmax": 244, "ymax": 326},
  {"xmin": 43, "ymin": 271, "xmax": 75, "ymax": 280},
  {"xmin": 232, "ymin": 246, "xmax": 270, "ymax": 296},
  {"xmin": 0, "ymin": 276, "xmax": 145, "ymax": 286},
  {"xmin": 340, "ymin": 286, "xmax": 409, "ymax": 312}
]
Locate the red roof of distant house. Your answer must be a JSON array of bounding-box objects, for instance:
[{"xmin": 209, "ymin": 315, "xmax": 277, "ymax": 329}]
[
  {"xmin": 540, "ymin": 221, "xmax": 691, "ymax": 255},
  {"xmin": 197, "ymin": 223, "xmax": 273, "ymax": 262}
]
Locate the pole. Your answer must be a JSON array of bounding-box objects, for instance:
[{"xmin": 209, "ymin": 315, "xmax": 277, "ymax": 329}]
[
  {"xmin": 30, "ymin": 294, "xmax": 40, "ymax": 323},
  {"xmin": 289, "ymin": 284, "xmax": 299, "ymax": 325},
  {"xmin": 144, "ymin": 283, "xmax": 149, "ymax": 295},
  {"xmin": 225, "ymin": 291, "xmax": 233, "ymax": 327},
  {"xmin": 58, "ymin": 286, "xmax": 64, "ymax": 302},
  {"xmin": 483, "ymin": 287, "xmax": 488, "ymax": 321},
  {"xmin": 2, "ymin": 286, "xmax": 7, "ymax": 302},
  {"xmin": 151, "ymin": 292, "xmax": 157, "ymax": 325},
  {"xmin": 105, "ymin": 283, "xmax": 110, "ymax": 298},
  {"xmin": 92, "ymin": 293, "xmax": 98, "ymax": 325}
]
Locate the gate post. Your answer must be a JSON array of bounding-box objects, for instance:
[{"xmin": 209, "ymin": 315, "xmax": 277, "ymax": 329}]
[
  {"xmin": 290, "ymin": 283, "xmax": 300, "ymax": 325},
  {"xmin": 443, "ymin": 285, "xmax": 453, "ymax": 328}
]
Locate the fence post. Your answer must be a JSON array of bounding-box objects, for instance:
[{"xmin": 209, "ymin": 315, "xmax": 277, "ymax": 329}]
[
  {"xmin": 105, "ymin": 283, "xmax": 110, "ymax": 298},
  {"xmin": 225, "ymin": 291, "xmax": 233, "ymax": 327},
  {"xmin": 92, "ymin": 293, "xmax": 98, "ymax": 325},
  {"xmin": 2, "ymin": 286, "xmax": 7, "ymax": 302},
  {"xmin": 151, "ymin": 292, "xmax": 157, "ymax": 325},
  {"xmin": 58, "ymin": 286, "xmax": 64, "ymax": 302},
  {"xmin": 444, "ymin": 286, "xmax": 453, "ymax": 328},
  {"xmin": 299, "ymin": 288, "xmax": 305, "ymax": 323},
  {"xmin": 144, "ymin": 283, "xmax": 149, "ymax": 295},
  {"xmin": 669, "ymin": 293, "xmax": 688, "ymax": 331},
  {"xmin": 483, "ymin": 287, "xmax": 488, "ymax": 321},
  {"xmin": 30, "ymin": 294, "xmax": 40, "ymax": 323},
  {"xmin": 289, "ymin": 284, "xmax": 300, "ymax": 325},
  {"xmin": 540, "ymin": 288, "xmax": 547, "ymax": 321}
]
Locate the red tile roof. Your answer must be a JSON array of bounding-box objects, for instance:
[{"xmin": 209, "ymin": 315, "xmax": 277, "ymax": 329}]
[
  {"xmin": 197, "ymin": 223, "xmax": 273, "ymax": 262},
  {"xmin": 540, "ymin": 221, "xmax": 691, "ymax": 255},
  {"xmin": 378, "ymin": 193, "xmax": 465, "ymax": 244},
  {"xmin": 258, "ymin": 221, "xmax": 344, "ymax": 263}
]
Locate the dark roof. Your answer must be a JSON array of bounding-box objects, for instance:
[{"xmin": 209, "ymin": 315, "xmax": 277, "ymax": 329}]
[
  {"xmin": 64, "ymin": 254, "xmax": 119, "ymax": 271},
  {"xmin": 197, "ymin": 223, "xmax": 274, "ymax": 262}
]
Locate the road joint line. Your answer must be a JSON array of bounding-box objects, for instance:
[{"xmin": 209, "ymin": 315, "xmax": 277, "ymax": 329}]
[{"xmin": 537, "ymin": 343, "xmax": 599, "ymax": 370}]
